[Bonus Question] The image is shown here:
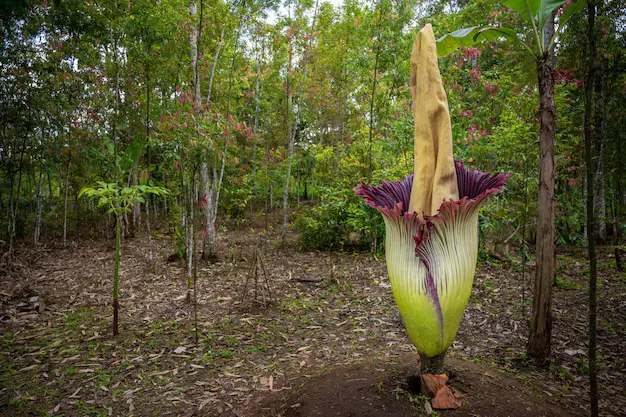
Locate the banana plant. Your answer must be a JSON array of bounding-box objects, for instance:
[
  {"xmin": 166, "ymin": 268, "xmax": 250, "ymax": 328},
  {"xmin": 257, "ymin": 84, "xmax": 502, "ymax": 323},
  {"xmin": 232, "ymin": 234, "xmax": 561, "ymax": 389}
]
[
  {"xmin": 436, "ymin": 0, "xmax": 586, "ymax": 364},
  {"xmin": 79, "ymin": 183, "xmax": 168, "ymax": 336},
  {"xmin": 436, "ymin": 0, "xmax": 587, "ymax": 59},
  {"xmin": 355, "ymin": 25, "xmax": 509, "ymax": 409}
]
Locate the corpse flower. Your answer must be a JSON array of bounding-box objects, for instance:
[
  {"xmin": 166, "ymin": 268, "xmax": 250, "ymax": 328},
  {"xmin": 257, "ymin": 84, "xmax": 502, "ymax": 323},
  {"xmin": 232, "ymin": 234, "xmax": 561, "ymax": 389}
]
[{"xmin": 354, "ymin": 24, "xmax": 509, "ymax": 409}]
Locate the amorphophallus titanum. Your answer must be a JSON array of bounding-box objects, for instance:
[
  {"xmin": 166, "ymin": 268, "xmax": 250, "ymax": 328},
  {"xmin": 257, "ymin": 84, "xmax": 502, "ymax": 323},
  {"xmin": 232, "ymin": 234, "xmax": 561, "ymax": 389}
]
[{"xmin": 354, "ymin": 24, "xmax": 509, "ymax": 409}]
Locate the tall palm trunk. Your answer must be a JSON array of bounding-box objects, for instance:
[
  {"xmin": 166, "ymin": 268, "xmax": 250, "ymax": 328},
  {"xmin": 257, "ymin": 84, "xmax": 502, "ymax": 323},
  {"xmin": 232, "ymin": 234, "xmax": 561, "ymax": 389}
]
[{"xmin": 528, "ymin": 16, "xmax": 556, "ymax": 365}]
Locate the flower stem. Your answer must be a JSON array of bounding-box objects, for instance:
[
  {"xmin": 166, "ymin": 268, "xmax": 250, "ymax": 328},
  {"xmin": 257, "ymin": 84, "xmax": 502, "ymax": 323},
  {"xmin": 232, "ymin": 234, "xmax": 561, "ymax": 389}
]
[{"xmin": 421, "ymin": 351, "xmax": 446, "ymax": 375}]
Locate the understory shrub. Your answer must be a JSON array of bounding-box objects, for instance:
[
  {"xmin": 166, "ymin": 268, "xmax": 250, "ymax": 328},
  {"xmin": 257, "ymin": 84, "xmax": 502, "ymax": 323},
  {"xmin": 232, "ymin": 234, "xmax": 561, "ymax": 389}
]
[
  {"xmin": 293, "ymin": 187, "xmax": 384, "ymax": 251},
  {"xmin": 221, "ymin": 185, "xmax": 253, "ymax": 222}
]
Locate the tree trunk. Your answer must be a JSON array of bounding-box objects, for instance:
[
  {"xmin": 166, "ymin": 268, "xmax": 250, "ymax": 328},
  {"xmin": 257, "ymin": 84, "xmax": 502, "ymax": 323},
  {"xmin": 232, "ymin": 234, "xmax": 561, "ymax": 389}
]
[
  {"xmin": 164, "ymin": 171, "xmax": 168, "ymax": 215},
  {"xmin": 190, "ymin": 0, "xmax": 220, "ymax": 262},
  {"xmin": 189, "ymin": 0, "xmax": 204, "ymax": 269},
  {"xmin": 186, "ymin": 180, "xmax": 194, "ymax": 300},
  {"xmin": 34, "ymin": 165, "xmax": 44, "ymax": 247},
  {"xmin": 202, "ymin": 30, "xmax": 236, "ymax": 261},
  {"xmin": 47, "ymin": 167, "xmax": 53, "ymax": 208},
  {"xmin": 613, "ymin": 185, "xmax": 621, "ymax": 271},
  {"xmin": 5, "ymin": 92, "xmax": 31, "ymax": 266},
  {"xmin": 145, "ymin": 57, "xmax": 154, "ymax": 268},
  {"xmin": 368, "ymin": 4, "xmax": 383, "ymax": 183},
  {"xmin": 111, "ymin": 29, "xmax": 121, "ymax": 243},
  {"xmin": 130, "ymin": 163, "xmax": 140, "ymax": 231},
  {"xmin": 146, "ymin": 195, "xmax": 153, "ymax": 265},
  {"xmin": 282, "ymin": 0, "xmax": 319, "ymax": 244},
  {"xmin": 593, "ymin": 71, "xmax": 606, "ymax": 242},
  {"xmin": 251, "ymin": 45, "xmax": 262, "ymax": 197},
  {"xmin": 584, "ymin": 2, "xmax": 599, "ymax": 415},
  {"xmin": 63, "ymin": 154, "xmax": 72, "ymax": 246},
  {"xmin": 527, "ymin": 46, "xmax": 556, "ymax": 364},
  {"xmin": 367, "ymin": 3, "xmax": 383, "ymax": 253},
  {"xmin": 189, "ymin": 0, "xmax": 200, "ymax": 106},
  {"xmin": 113, "ymin": 214, "xmax": 121, "ymax": 336},
  {"xmin": 206, "ymin": 27, "xmax": 225, "ymax": 104},
  {"xmin": 200, "ymin": 163, "xmax": 218, "ymax": 261}
]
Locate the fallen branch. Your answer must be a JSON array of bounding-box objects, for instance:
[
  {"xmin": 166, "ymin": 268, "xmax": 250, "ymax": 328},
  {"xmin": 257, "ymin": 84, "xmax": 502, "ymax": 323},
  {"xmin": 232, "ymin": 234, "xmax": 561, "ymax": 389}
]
[{"xmin": 289, "ymin": 277, "xmax": 323, "ymax": 283}]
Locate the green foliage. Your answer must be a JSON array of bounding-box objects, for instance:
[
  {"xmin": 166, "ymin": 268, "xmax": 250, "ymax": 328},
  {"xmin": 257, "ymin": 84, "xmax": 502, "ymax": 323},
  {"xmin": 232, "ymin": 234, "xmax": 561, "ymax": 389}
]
[
  {"xmin": 294, "ymin": 189, "xmax": 350, "ymax": 250},
  {"xmin": 221, "ymin": 185, "xmax": 253, "ymax": 222},
  {"xmin": 107, "ymin": 141, "xmax": 142, "ymax": 176},
  {"xmin": 1, "ymin": 0, "xmax": 623, "ymax": 261},
  {"xmin": 293, "ymin": 187, "xmax": 383, "ymax": 251},
  {"xmin": 79, "ymin": 183, "xmax": 168, "ymax": 216},
  {"xmin": 436, "ymin": 0, "xmax": 587, "ymax": 58},
  {"xmin": 168, "ymin": 202, "xmax": 186, "ymax": 257},
  {"xmin": 437, "ymin": 26, "xmax": 524, "ymax": 57}
]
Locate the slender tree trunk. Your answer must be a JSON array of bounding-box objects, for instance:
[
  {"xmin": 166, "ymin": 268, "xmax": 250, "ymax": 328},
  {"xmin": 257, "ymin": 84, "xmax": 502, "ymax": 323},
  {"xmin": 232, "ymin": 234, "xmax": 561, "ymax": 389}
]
[
  {"xmin": 6, "ymin": 133, "xmax": 28, "ymax": 263},
  {"xmin": 146, "ymin": 195, "xmax": 153, "ymax": 265},
  {"xmin": 202, "ymin": 27, "xmax": 239, "ymax": 261},
  {"xmin": 163, "ymin": 171, "xmax": 168, "ymax": 215},
  {"xmin": 113, "ymin": 31, "xmax": 120, "ymax": 184},
  {"xmin": 130, "ymin": 164, "xmax": 139, "ymax": 231},
  {"xmin": 282, "ymin": 0, "xmax": 319, "ymax": 244},
  {"xmin": 528, "ymin": 17, "xmax": 556, "ymax": 365},
  {"xmin": 113, "ymin": 214, "xmax": 121, "ymax": 336},
  {"xmin": 189, "ymin": 0, "xmax": 201, "ymax": 106},
  {"xmin": 34, "ymin": 165, "xmax": 45, "ymax": 247},
  {"xmin": 368, "ymin": 4, "xmax": 383, "ymax": 183},
  {"xmin": 594, "ymin": 140, "xmax": 606, "ymax": 241},
  {"xmin": 189, "ymin": 0, "xmax": 204, "ymax": 268},
  {"xmin": 190, "ymin": 0, "xmax": 219, "ymax": 263},
  {"xmin": 284, "ymin": 3, "xmax": 293, "ymax": 153},
  {"xmin": 206, "ymin": 27, "xmax": 225, "ymax": 104},
  {"xmin": 193, "ymin": 216, "xmax": 199, "ymax": 345},
  {"xmin": 47, "ymin": 167, "xmax": 53, "ymax": 207},
  {"xmin": 6, "ymin": 167, "xmax": 14, "ymax": 242},
  {"xmin": 521, "ymin": 159, "xmax": 529, "ymax": 316},
  {"xmin": 111, "ymin": 30, "xmax": 121, "ymax": 242},
  {"xmin": 186, "ymin": 178, "xmax": 194, "ymax": 300},
  {"xmin": 200, "ymin": 164, "xmax": 216, "ymax": 261},
  {"xmin": 63, "ymin": 154, "xmax": 72, "ymax": 246},
  {"xmin": 225, "ymin": 29, "xmax": 239, "ymax": 118},
  {"xmin": 584, "ymin": 3, "xmax": 599, "ymax": 415},
  {"xmin": 5, "ymin": 90, "xmax": 32, "ymax": 266},
  {"xmin": 583, "ymin": 174, "xmax": 588, "ymax": 241},
  {"xmin": 613, "ymin": 184, "xmax": 621, "ymax": 271},
  {"xmin": 251, "ymin": 44, "xmax": 262, "ymax": 197},
  {"xmin": 593, "ymin": 71, "xmax": 606, "ymax": 242},
  {"xmin": 145, "ymin": 54, "xmax": 154, "ymax": 268},
  {"xmin": 366, "ymin": 4, "xmax": 383, "ymax": 253}
]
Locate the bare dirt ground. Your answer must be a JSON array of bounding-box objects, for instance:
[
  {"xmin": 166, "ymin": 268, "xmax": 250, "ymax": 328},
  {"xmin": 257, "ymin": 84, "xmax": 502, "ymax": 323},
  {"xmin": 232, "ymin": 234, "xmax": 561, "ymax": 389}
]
[{"xmin": 1, "ymin": 215, "xmax": 625, "ymax": 417}]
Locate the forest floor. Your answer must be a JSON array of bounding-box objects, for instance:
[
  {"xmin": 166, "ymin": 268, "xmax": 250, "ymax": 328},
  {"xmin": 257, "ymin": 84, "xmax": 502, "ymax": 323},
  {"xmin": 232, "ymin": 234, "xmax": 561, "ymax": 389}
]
[{"xmin": 1, "ymin": 214, "xmax": 625, "ymax": 417}]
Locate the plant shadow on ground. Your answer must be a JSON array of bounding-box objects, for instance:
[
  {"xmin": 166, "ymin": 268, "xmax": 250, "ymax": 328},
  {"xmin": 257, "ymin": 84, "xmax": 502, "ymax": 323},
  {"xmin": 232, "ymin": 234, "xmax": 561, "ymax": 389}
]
[{"xmin": 0, "ymin": 217, "xmax": 624, "ymax": 416}]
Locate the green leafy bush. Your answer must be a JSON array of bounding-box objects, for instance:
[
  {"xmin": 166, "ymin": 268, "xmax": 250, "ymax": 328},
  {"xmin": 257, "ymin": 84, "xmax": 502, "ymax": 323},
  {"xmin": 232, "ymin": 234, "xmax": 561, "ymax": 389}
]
[
  {"xmin": 293, "ymin": 187, "xmax": 384, "ymax": 251},
  {"xmin": 221, "ymin": 186, "xmax": 253, "ymax": 222}
]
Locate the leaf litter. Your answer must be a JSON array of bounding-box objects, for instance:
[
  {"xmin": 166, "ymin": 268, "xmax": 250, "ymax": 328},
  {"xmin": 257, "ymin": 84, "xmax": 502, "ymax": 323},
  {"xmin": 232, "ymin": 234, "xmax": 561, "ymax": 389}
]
[{"xmin": 0, "ymin": 226, "xmax": 624, "ymax": 416}]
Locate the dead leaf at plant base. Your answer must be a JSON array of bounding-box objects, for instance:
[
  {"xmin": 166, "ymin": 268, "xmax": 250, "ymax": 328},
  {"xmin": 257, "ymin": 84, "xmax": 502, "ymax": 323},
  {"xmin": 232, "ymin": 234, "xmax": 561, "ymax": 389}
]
[{"xmin": 420, "ymin": 373, "xmax": 466, "ymax": 409}]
